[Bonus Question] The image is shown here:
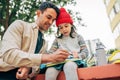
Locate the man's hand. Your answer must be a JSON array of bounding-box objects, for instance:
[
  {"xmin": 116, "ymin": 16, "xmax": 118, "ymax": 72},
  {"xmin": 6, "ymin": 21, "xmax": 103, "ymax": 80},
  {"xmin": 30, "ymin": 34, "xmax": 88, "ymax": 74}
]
[
  {"xmin": 16, "ymin": 67, "xmax": 31, "ymax": 79},
  {"xmin": 51, "ymin": 49, "xmax": 69, "ymax": 62},
  {"xmin": 41, "ymin": 49, "xmax": 69, "ymax": 63}
]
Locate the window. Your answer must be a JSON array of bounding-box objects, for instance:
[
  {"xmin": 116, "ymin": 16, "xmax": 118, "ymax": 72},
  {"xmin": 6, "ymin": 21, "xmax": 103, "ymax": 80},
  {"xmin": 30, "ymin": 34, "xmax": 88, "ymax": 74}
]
[
  {"xmin": 118, "ymin": 22, "xmax": 120, "ymax": 34},
  {"xmin": 114, "ymin": 2, "xmax": 120, "ymax": 13},
  {"xmin": 109, "ymin": 8, "xmax": 115, "ymax": 21}
]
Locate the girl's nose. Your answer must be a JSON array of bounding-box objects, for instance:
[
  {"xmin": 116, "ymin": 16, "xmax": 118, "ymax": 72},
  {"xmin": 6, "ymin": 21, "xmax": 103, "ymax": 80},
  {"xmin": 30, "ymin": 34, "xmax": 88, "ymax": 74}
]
[{"xmin": 63, "ymin": 27, "xmax": 66, "ymax": 31}]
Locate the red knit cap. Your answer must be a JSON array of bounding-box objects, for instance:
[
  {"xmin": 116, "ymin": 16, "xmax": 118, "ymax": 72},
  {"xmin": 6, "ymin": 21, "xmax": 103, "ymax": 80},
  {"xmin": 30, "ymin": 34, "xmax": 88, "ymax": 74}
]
[{"xmin": 56, "ymin": 7, "xmax": 73, "ymax": 27}]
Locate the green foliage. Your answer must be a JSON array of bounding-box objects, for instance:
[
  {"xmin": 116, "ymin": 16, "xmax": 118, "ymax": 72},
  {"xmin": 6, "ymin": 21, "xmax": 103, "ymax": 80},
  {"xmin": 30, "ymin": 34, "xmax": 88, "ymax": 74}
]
[
  {"xmin": 107, "ymin": 48, "xmax": 118, "ymax": 54},
  {"xmin": 0, "ymin": 0, "xmax": 84, "ymax": 39}
]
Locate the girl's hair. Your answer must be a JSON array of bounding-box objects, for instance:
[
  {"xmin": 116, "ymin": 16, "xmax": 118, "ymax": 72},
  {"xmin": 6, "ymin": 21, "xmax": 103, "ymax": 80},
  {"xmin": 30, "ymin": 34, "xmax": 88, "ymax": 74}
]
[{"xmin": 56, "ymin": 25, "xmax": 76, "ymax": 38}]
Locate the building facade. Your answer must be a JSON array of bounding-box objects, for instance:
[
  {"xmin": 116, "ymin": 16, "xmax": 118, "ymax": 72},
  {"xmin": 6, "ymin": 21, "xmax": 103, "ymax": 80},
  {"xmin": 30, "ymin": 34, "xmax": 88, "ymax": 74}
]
[{"xmin": 104, "ymin": 0, "xmax": 120, "ymax": 49}]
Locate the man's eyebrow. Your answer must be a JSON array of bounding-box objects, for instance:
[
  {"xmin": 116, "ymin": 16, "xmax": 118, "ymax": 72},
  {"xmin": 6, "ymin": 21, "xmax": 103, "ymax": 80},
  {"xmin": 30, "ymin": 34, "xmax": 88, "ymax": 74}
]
[
  {"xmin": 49, "ymin": 14, "xmax": 57, "ymax": 20},
  {"xmin": 47, "ymin": 14, "xmax": 52, "ymax": 17}
]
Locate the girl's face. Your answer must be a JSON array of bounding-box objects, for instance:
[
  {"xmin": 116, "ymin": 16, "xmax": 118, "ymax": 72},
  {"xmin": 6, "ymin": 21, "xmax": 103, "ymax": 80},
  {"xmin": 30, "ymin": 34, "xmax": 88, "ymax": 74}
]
[{"xmin": 58, "ymin": 23, "xmax": 72, "ymax": 36}]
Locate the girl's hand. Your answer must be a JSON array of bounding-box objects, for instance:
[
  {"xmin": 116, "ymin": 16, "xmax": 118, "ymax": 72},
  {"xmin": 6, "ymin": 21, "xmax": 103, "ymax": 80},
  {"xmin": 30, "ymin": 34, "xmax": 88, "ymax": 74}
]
[{"xmin": 72, "ymin": 51, "xmax": 79, "ymax": 58}]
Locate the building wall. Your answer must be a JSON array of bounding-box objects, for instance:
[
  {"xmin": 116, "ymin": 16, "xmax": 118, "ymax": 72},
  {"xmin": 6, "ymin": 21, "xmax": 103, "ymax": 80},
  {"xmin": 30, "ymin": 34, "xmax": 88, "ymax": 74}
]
[
  {"xmin": 104, "ymin": 0, "xmax": 120, "ymax": 49},
  {"xmin": 115, "ymin": 35, "xmax": 120, "ymax": 49}
]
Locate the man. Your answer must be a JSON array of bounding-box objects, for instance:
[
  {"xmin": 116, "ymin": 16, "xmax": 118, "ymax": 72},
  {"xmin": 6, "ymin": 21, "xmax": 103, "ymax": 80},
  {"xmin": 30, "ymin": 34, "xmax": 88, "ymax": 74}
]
[{"xmin": 0, "ymin": 2, "xmax": 69, "ymax": 80}]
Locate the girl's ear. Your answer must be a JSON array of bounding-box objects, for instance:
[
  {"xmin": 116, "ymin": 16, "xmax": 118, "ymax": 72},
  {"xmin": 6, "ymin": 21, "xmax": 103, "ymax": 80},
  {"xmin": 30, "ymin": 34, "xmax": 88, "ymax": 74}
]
[{"xmin": 36, "ymin": 10, "xmax": 41, "ymax": 17}]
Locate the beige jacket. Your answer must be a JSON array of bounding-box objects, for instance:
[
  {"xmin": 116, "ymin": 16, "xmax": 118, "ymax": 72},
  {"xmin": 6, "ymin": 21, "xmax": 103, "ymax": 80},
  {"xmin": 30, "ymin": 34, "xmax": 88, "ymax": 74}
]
[{"xmin": 0, "ymin": 20, "xmax": 47, "ymax": 71}]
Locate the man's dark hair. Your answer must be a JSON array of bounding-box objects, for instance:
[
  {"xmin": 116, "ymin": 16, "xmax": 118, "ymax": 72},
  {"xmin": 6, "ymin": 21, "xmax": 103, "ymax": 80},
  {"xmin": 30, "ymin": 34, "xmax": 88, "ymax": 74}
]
[{"xmin": 39, "ymin": 2, "xmax": 60, "ymax": 18}]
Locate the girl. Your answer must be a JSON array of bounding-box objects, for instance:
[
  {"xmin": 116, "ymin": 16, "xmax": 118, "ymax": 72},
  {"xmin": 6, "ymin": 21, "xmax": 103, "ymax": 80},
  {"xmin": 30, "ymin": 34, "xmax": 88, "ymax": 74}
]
[{"xmin": 45, "ymin": 7, "xmax": 88, "ymax": 80}]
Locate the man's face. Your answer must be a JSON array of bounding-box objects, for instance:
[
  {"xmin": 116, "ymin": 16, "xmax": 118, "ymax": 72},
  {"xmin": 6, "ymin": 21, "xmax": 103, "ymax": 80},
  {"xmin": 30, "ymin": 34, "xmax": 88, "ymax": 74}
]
[{"xmin": 36, "ymin": 8, "xmax": 57, "ymax": 31}]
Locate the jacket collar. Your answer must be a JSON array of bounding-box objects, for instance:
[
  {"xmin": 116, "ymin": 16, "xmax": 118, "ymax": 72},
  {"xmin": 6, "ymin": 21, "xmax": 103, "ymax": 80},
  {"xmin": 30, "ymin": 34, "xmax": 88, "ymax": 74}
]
[{"xmin": 32, "ymin": 22, "xmax": 38, "ymax": 29}]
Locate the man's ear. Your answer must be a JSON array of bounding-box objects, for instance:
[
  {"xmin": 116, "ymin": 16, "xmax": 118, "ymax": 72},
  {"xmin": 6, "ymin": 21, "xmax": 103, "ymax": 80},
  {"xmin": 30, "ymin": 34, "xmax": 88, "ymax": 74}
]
[{"xmin": 36, "ymin": 10, "xmax": 41, "ymax": 17}]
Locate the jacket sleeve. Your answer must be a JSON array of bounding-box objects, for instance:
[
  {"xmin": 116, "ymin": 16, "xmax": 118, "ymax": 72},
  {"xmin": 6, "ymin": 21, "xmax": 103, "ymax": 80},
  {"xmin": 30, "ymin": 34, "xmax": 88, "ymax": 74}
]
[
  {"xmin": 0, "ymin": 20, "xmax": 42, "ymax": 67},
  {"xmin": 48, "ymin": 38, "xmax": 58, "ymax": 54},
  {"xmin": 77, "ymin": 34, "xmax": 89, "ymax": 60}
]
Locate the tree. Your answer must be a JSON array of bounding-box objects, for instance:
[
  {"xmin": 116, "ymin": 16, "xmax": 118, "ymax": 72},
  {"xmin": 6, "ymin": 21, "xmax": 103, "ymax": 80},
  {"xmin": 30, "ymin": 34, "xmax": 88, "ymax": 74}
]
[
  {"xmin": 107, "ymin": 48, "xmax": 118, "ymax": 55},
  {"xmin": 0, "ymin": 0, "xmax": 84, "ymax": 40}
]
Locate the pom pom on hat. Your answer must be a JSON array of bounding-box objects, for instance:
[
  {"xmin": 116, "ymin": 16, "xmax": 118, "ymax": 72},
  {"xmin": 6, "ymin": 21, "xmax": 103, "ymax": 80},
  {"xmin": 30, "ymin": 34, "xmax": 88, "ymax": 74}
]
[{"xmin": 56, "ymin": 7, "xmax": 73, "ymax": 27}]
